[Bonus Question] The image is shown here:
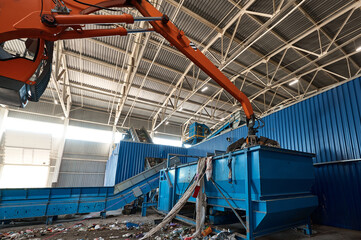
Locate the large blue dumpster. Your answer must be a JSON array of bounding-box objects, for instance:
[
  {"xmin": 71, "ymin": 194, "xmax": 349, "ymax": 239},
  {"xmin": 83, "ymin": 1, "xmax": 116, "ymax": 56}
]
[{"xmin": 158, "ymin": 146, "xmax": 318, "ymax": 239}]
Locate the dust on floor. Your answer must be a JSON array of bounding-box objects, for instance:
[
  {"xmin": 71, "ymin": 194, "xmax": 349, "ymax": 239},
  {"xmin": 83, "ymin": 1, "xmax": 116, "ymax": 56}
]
[{"xmin": 1, "ymin": 212, "xmax": 361, "ymax": 240}]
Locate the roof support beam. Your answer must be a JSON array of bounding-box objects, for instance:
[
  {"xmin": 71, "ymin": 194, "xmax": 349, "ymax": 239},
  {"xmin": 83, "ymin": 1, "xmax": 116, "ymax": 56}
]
[
  {"xmin": 265, "ymin": 66, "xmax": 361, "ymax": 117},
  {"xmin": 235, "ymin": 1, "xmax": 361, "ymax": 101},
  {"xmin": 245, "ymin": 10, "xmax": 273, "ymax": 18},
  {"xmin": 46, "ymin": 88, "xmax": 222, "ymax": 125},
  {"xmin": 229, "ymin": 0, "xmax": 339, "ymax": 84},
  {"xmin": 90, "ymin": 37, "xmax": 290, "ymax": 100},
  {"xmin": 151, "ymin": 0, "xmax": 257, "ymax": 132},
  {"xmin": 58, "ymin": 80, "xmax": 236, "ymax": 118},
  {"xmin": 166, "ymin": 0, "xmax": 296, "ymax": 98},
  {"xmin": 182, "ymin": 75, "xmax": 238, "ymax": 127},
  {"xmin": 63, "ymin": 51, "xmax": 267, "ymax": 112},
  {"xmin": 50, "ymin": 42, "xmax": 72, "ymax": 186},
  {"xmin": 65, "ymin": 63, "xmax": 240, "ymax": 111},
  {"xmin": 251, "ymin": 34, "xmax": 361, "ymax": 103},
  {"xmin": 157, "ymin": 0, "xmax": 330, "ymax": 131},
  {"xmin": 188, "ymin": 0, "xmax": 361, "ymax": 128},
  {"xmin": 179, "ymin": 1, "xmax": 312, "ymax": 93},
  {"xmin": 60, "ymin": 41, "xmax": 72, "ymax": 112},
  {"xmin": 64, "ymin": 49, "xmax": 263, "ymax": 99},
  {"xmin": 296, "ymin": 3, "xmax": 360, "ymax": 70},
  {"xmin": 57, "ymin": 0, "xmax": 358, "ymax": 133},
  {"xmin": 51, "ymin": 42, "xmax": 72, "ymax": 118},
  {"xmin": 178, "ymin": 0, "xmax": 304, "ymax": 130},
  {"xmin": 111, "ymin": 20, "xmax": 150, "ymax": 128}
]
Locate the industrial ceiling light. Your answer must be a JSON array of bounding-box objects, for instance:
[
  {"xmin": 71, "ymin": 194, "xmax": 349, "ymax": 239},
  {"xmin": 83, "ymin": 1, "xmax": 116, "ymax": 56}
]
[
  {"xmin": 54, "ymin": 100, "xmax": 58, "ymax": 104},
  {"xmin": 289, "ymin": 79, "xmax": 299, "ymax": 86},
  {"xmin": 356, "ymin": 46, "xmax": 361, "ymax": 52},
  {"xmin": 201, "ymin": 86, "xmax": 208, "ymax": 92},
  {"xmin": 165, "ymin": 121, "xmax": 169, "ymax": 125}
]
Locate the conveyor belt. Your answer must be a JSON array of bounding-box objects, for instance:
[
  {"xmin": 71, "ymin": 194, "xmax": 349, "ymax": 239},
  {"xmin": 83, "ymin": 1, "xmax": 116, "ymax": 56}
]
[{"xmin": 0, "ymin": 158, "xmax": 180, "ymax": 221}]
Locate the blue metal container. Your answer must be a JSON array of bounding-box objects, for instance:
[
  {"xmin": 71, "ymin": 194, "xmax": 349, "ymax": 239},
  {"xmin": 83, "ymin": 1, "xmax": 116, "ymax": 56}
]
[
  {"xmin": 189, "ymin": 77, "xmax": 361, "ymax": 230},
  {"xmin": 183, "ymin": 122, "xmax": 211, "ymax": 145},
  {"xmin": 158, "ymin": 146, "xmax": 318, "ymax": 239}
]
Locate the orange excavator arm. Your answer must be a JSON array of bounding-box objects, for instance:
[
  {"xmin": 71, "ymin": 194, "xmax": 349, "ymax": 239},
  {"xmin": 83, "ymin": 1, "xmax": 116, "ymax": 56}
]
[{"xmin": 0, "ymin": 0, "xmax": 257, "ymax": 135}]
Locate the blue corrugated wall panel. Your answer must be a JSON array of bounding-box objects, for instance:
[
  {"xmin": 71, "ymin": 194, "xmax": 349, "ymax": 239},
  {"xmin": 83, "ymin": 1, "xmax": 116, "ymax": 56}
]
[
  {"xmin": 105, "ymin": 141, "xmax": 189, "ymax": 185},
  {"xmin": 186, "ymin": 147, "xmax": 210, "ymax": 158},
  {"xmin": 190, "ymin": 77, "xmax": 361, "ymax": 230}
]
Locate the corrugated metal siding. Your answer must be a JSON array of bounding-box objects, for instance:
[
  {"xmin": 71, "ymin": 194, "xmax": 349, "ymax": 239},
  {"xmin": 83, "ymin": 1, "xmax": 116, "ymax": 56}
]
[
  {"xmin": 56, "ymin": 140, "xmax": 109, "ymax": 187},
  {"xmin": 187, "ymin": 147, "xmax": 209, "ymax": 159},
  {"xmin": 57, "ymin": 174, "xmax": 105, "ymax": 187},
  {"xmin": 59, "ymin": 160, "xmax": 106, "ymax": 173},
  {"xmin": 63, "ymin": 140, "xmax": 109, "ymax": 156},
  {"xmin": 190, "ymin": 77, "xmax": 361, "ymax": 230},
  {"xmin": 114, "ymin": 141, "xmax": 187, "ymax": 183},
  {"xmin": 104, "ymin": 141, "xmax": 188, "ymax": 185}
]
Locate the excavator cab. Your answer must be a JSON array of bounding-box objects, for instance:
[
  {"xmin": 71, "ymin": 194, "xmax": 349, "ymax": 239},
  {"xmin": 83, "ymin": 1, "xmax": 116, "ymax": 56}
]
[{"xmin": 0, "ymin": 39, "xmax": 53, "ymax": 107}]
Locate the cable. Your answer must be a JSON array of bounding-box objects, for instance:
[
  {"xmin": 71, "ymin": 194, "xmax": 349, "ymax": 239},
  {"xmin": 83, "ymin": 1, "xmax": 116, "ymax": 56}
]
[
  {"xmin": 40, "ymin": 0, "xmax": 44, "ymax": 16},
  {"xmin": 94, "ymin": 23, "xmax": 117, "ymax": 27}
]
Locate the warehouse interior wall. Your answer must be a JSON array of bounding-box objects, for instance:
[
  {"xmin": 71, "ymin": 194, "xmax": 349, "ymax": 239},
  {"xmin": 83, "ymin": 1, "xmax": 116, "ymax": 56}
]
[
  {"xmin": 0, "ymin": 107, "xmax": 184, "ymax": 188},
  {"xmin": 0, "ymin": 131, "xmax": 55, "ymax": 188},
  {"xmin": 0, "ymin": 115, "xmax": 120, "ymax": 188},
  {"xmin": 190, "ymin": 76, "xmax": 361, "ymax": 230},
  {"xmin": 54, "ymin": 139, "xmax": 109, "ymax": 187}
]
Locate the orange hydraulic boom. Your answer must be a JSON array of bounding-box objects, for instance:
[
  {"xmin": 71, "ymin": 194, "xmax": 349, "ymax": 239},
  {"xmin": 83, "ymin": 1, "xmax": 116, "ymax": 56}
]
[{"xmin": 0, "ymin": 0, "xmax": 258, "ymax": 136}]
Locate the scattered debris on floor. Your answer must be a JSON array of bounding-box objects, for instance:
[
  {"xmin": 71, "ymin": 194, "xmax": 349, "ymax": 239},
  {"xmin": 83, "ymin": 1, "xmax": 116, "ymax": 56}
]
[{"xmin": 0, "ymin": 216, "xmax": 238, "ymax": 240}]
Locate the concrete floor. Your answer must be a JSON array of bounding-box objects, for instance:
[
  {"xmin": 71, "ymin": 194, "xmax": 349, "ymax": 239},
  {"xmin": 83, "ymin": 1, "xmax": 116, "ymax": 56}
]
[{"xmin": 259, "ymin": 224, "xmax": 361, "ymax": 240}]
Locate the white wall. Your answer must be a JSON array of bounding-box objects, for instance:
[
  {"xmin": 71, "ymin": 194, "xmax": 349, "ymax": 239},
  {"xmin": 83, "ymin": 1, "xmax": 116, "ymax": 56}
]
[
  {"xmin": 0, "ymin": 131, "xmax": 53, "ymax": 188},
  {"xmin": 0, "ymin": 112, "xmax": 183, "ymax": 188}
]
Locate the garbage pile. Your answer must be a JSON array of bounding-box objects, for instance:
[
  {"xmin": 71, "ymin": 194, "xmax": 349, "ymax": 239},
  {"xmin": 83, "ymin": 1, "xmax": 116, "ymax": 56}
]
[
  {"xmin": 0, "ymin": 221, "xmax": 146, "ymax": 240},
  {"xmin": 0, "ymin": 221, "xmax": 236, "ymax": 240},
  {"xmin": 0, "ymin": 223, "xmax": 68, "ymax": 239},
  {"xmin": 149, "ymin": 222, "xmax": 237, "ymax": 240}
]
